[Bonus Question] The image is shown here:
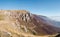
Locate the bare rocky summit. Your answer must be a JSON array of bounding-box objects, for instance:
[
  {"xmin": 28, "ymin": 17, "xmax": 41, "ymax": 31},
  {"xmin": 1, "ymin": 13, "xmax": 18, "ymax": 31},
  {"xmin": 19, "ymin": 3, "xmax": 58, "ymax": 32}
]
[{"xmin": 0, "ymin": 10, "xmax": 60, "ymax": 37}]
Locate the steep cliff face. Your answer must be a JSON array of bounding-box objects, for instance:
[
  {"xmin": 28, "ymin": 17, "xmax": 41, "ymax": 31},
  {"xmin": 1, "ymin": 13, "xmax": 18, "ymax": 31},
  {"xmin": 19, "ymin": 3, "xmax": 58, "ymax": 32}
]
[{"xmin": 0, "ymin": 10, "xmax": 60, "ymax": 37}]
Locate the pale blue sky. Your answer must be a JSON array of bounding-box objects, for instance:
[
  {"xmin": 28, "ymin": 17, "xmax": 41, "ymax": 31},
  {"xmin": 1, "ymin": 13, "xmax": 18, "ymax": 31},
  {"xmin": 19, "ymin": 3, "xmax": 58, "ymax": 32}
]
[{"xmin": 0, "ymin": 0, "xmax": 60, "ymax": 16}]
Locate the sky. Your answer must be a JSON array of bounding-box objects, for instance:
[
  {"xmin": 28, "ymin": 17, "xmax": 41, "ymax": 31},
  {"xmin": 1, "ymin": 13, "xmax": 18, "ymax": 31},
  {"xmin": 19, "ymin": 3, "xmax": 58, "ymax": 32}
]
[{"xmin": 0, "ymin": 0, "xmax": 60, "ymax": 17}]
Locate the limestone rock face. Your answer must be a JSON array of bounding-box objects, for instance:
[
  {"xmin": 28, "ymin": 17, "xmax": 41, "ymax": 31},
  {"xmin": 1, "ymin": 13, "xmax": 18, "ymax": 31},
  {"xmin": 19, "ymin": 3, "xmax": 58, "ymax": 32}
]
[{"xmin": 0, "ymin": 10, "xmax": 60, "ymax": 37}]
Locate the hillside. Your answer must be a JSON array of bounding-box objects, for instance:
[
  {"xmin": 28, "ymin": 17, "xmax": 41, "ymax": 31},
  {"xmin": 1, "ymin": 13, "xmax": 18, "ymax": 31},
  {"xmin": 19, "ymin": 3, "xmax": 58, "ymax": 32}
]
[{"xmin": 0, "ymin": 10, "xmax": 60, "ymax": 37}]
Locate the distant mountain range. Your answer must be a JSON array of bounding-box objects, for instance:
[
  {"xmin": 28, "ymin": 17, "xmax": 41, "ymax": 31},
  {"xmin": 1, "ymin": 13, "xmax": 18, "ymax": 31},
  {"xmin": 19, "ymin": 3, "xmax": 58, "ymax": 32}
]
[{"xmin": 40, "ymin": 16, "xmax": 60, "ymax": 27}]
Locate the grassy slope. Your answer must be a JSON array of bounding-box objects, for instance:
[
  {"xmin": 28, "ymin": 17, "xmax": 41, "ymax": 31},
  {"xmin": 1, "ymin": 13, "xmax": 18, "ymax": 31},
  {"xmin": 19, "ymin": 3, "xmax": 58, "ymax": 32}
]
[{"xmin": 0, "ymin": 10, "xmax": 57, "ymax": 37}]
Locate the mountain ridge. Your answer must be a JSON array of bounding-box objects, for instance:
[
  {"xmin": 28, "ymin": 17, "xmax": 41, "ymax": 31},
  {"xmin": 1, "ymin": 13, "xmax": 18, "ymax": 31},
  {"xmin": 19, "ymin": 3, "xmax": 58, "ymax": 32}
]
[{"xmin": 0, "ymin": 10, "xmax": 60, "ymax": 37}]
